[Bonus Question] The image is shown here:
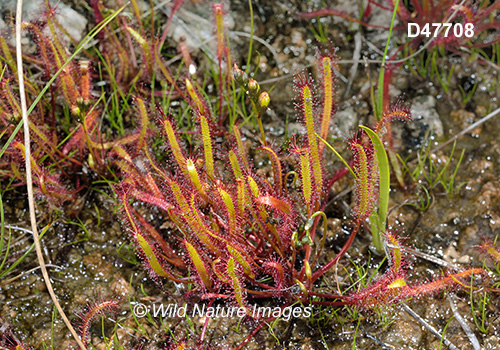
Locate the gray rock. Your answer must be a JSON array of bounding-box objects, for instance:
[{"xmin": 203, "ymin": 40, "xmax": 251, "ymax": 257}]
[
  {"xmin": 335, "ymin": 106, "xmax": 359, "ymax": 136},
  {"xmin": 410, "ymin": 95, "xmax": 444, "ymax": 137},
  {"xmin": 54, "ymin": 4, "xmax": 87, "ymax": 42},
  {"xmin": 287, "ymin": 122, "xmax": 306, "ymax": 136},
  {"xmin": 166, "ymin": 2, "xmax": 234, "ymax": 58},
  {"xmin": 327, "ymin": 0, "xmax": 360, "ymax": 31},
  {"xmin": 1, "ymin": 0, "xmax": 87, "ymax": 42}
]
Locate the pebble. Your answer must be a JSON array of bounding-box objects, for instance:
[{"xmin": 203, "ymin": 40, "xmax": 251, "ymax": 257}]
[
  {"xmin": 450, "ymin": 109, "xmax": 482, "ymax": 136},
  {"xmin": 334, "ymin": 107, "xmax": 359, "ymax": 136},
  {"xmin": 410, "ymin": 95, "xmax": 444, "ymax": 137},
  {"xmin": 82, "ymin": 252, "xmax": 113, "ymax": 279}
]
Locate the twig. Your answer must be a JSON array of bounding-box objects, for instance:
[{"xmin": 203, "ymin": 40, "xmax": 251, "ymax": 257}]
[
  {"xmin": 401, "ymin": 304, "xmax": 460, "ymax": 350},
  {"xmin": 360, "ymin": 326, "xmax": 395, "ymax": 349},
  {"xmin": 447, "ymin": 295, "xmax": 481, "ymax": 350},
  {"xmin": 0, "ymin": 264, "xmax": 61, "ymax": 286},
  {"xmin": 344, "ymin": 31, "xmax": 362, "ymax": 98},
  {"xmin": 15, "ymin": 1, "xmax": 86, "ymax": 349},
  {"xmin": 395, "ymin": 247, "xmax": 460, "ymax": 269},
  {"xmin": 432, "ymin": 107, "xmax": 500, "ymax": 153}
]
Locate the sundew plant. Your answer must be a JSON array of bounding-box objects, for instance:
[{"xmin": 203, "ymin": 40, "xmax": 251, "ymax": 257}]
[{"xmin": 1, "ymin": 0, "xmax": 500, "ymax": 349}]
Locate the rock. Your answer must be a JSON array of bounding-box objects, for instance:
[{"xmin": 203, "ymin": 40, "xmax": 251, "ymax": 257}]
[
  {"xmin": 326, "ymin": 1, "xmax": 360, "ymax": 30},
  {"xmin": 53, "ymin": 4, "xmax": 87, "ymax": 42},
  {"xmin": 383, "ymin": 311, "xmax": 423, "ymax": 347},
  {"xmin": 443, "ymin": 245, "xmax": 460, "ymax": 263},
  {"xmin": 1, "ymin": 0, "xmax": 88, "ymax": 43},
  {"xmin": 484, "ymin": 336, "xmax": 500, "ymax": 349},
  {"xmin": 83, "ymin": 252, "xmax": 113, "ymax": 279},
  {"xmin": 335, "ymin": 106, "xmax": 358, "ymax": 136},
  {"xmin": 110, "ymin": 274, "xmax": 134, "ymax": 297},
  {"xmin": 166, "ymin": 1, "xmax": 234, "ymax": 57},
  {"xmin": 410, "ymin": 95, "xmax": 444, "ymax": 137},
  {"xmin": 287, "ymin": 122, "xmax": 306, "ymax": 135},
  {"xmin": 476, "ymin": 181, "xmax": 500, "ymax": 213},
  {"xmin": 450, "ymin": 109, "xmax": 482, "ymax": 136},
  {"xmin": 366, "ymin": 2, "xmax": 399, "ymax": 43},
  {"xmin": 326, "ymin": 218, "xmax": 342, "ymax": 239}
]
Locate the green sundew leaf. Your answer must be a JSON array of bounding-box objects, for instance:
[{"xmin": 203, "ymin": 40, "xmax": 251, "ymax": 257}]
[
  {"xmin": 303, "ymin": 85, "xmax": 322, "ymax": 192},
  {"xmin": 218, "ymin": 188, "xmax": 236, "ymax": 233},
  {"xmin": 200, "ymin": 115, "xmax": 215, "ymax": 178},
  {"xmin": 246, "ymin": 175, "xmax": 261, "ymax": 198},
  {"xmin": 186, "ymin": 159, "xmax": 206, "ymax": 198},
  {"xmin": 299, "ymin": 151, "xmax": 312, "ymax": 209},
  {"xmin": 229, "ymin": 150, "xmax": 243, "ymax": 179},
  {"xmin": 236, "ymin": 179, "xmax": 246, "ymax": 215},
  {"xmin": 164, "ymin": 119, "xmax": 188, "ymax": 177},
  {"xmin": 320, "ymin": 56, "xmax": 334, "ymax": 142},
  {"xmin": 227, "ymin": 257, "xmax": 250, "ymax": 315},
  {"xmin": 136, "ymin": 233, "xmax": 170, "ymax": 278},
  {"xmin": 233, "ymin": 125, "xmax": 250, "ymax": 171},
  {"xmin": 360, "ymin": 126, "xmax": 390, "ymax": 240},
  {"xmin": 185, "ymin": 241, "xmax": 212, "ymax": 290},
  {"xmin": 387, "ymin": 278, "xmax": 407, "ymax": 289},
  {"xmin": 352, "ymin": 143, "xmax": 370, "ymax": 220},
  {"xmin": 134, "ymin": 97, "xmax": 149, "ymax": 151},
  {"xmin": 227, "ymin": 245, "xmax": 255, "ymax": 279}
]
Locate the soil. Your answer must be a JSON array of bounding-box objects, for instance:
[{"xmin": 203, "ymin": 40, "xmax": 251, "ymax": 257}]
[{"xmin": 1, "ymin": 0, "xmax": 499, "ymax": 349}]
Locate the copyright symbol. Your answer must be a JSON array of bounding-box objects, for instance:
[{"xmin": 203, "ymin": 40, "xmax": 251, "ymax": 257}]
[{"xmin": 133, "ymin": 303, "xmax": 148, "ymax": 318}]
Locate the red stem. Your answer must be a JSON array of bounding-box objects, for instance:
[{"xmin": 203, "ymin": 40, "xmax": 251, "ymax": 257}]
[
  {"xmin": 232, "ymin": 321, "xmax": 265, "ymax": 350},
  {"xmin": 299, "ymin": 166, "xmax": 351, "ymax": 280},
  {"xmin": 218, "ymin": 58, "xmax": 224, "ymax": 125},
  {"xmin": 311, "ymin": 220, "xmax": 361, "ymax": 283},
  {"xmin": 308, "ymin": 291, "xmax": 344, "ymax": 299},
  {"xmin": 199, "ymin": 299, "xmax": 214, "ymax": 346}
]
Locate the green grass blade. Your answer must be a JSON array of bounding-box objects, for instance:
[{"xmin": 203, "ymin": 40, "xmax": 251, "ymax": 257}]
[
  {"xmin": 360, "ymin": 126, "xmax": 390, "ymax": 250},
  {"xmin": 0, "ymin": 193, "xmax": 4, "ymax": 255},
  {"xmin": 316, "ymin": 133, "xmax": 356, "ymax": 178},
  {"xmin": 245, "ymin": 0, "xmax": 254, "ymax": 74},
  {"xmin": 0, "ymin": 223, "xmax": 51, "ymax": 279},
  {"xmin": 375, "ymin": 0, "xmax": 400, "ymax": 118}
]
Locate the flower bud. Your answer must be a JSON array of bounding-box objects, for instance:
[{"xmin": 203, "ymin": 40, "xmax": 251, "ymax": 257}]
[
  {"xmin": 71, "ymin": 105, "xmax": 81, "ymax": 116},
  {"xmin": 304, "ymin": 260, "xmax": 312, "ymax": 282},
  {"xmin": 257, "ymin": 92, "xmax": 270, "ymax": 115},
  {"xmin": 232, "ymin": 64, "xmax": 248, "ymax": 86},
  {"xmin": 291, "ymin": 231, "xmax": 299, "ymax": 247},
  {"xmin": 88, "ymin": 153, "xmax": 96, "ymax": 170},
  {"xmin": 294, "ymin": 279, "xmax": 308, "ymax": 297},
  {"xmin": 248, "ymin": 79, "xmax": 260, "ymax": 94}
]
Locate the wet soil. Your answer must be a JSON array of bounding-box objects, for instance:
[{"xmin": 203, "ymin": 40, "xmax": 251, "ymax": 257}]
[{"xmin": 1, "ymin": 0, "xmax": 500, "ymax": 349}]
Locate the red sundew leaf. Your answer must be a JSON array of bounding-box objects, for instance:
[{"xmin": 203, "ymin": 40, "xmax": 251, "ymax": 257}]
[
  {"xmin": 256, "ymin": 195, "xmax": 291, "ymax": 215},
  {"xmin": 477, "ymin": 240, "xmax": 500, "ymax": 264},
  {"xmin": 375, "ymin": 98, "xmax": 412, "ymax": 136},
  {"xmin": 75, "ymin": 296, "xmax": 121, "ymax": 346},
  {"xmin": 409, "ymin": 268, "xmax": 489, "ymax": 297}
]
